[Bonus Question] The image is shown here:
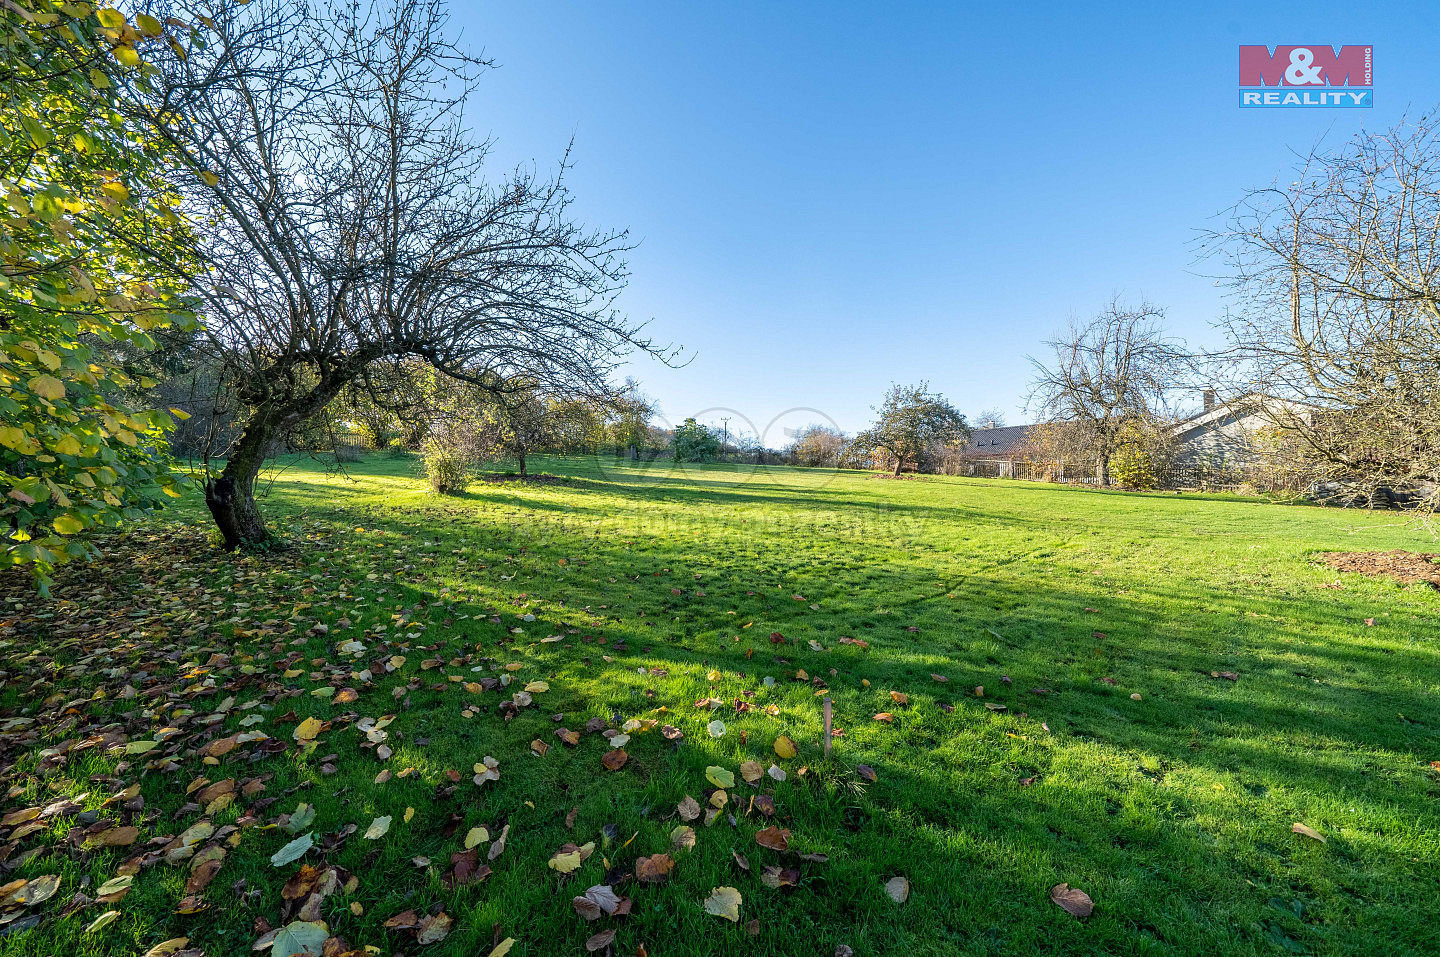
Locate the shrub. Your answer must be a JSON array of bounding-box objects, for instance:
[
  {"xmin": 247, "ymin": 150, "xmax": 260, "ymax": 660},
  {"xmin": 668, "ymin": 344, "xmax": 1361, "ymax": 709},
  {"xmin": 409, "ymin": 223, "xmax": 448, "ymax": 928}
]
[
  {"xmin": 421, "ymin": 435, "xmax": 475, "ymax": 494},
  {"xmin": 672, "ymin": 418, "xmax": 720, "ymax": 462},
  {"xmin": 1110, "ymin": 440, "xmax": 1158, "ymax": 489},
  {"xmin": 385, "ymin": 437, "xmax": 409, "ymax": 459}
]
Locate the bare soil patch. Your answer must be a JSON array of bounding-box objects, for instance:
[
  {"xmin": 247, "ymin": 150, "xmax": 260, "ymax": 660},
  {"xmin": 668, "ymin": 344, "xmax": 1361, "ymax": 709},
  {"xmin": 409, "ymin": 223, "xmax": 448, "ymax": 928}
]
[{"xmin": 1320, "ymin": 550, "xmax": 1440, "ymax": 587}]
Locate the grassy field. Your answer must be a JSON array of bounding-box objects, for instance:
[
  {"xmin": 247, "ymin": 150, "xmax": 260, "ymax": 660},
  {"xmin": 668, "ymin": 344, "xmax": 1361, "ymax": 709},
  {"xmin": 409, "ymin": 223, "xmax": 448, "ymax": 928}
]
[{"xmin": 2, "ymin": 454, "xmax": 1438, "ymax": 956}]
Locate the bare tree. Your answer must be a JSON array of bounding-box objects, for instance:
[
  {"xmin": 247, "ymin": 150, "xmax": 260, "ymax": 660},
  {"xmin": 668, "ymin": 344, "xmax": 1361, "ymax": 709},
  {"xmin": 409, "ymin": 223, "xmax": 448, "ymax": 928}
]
[
  {"xmin": 132, "ymin": 0, "xmax": 673, "ymax": 547},
  {"xmin": 1026, "ymin": 300, "xmax": 1190, "ymax": 485},
  {"xmin": 1209, "ymin": 115, "xmax": 1440, "ymax": 512},
  {"xmin": 972, "ymin": 408, "xmax": 1007, "ymax": 430},
  {"xmin": 786, "ymin": 424, "xmax": 848, "ymax": 468}
]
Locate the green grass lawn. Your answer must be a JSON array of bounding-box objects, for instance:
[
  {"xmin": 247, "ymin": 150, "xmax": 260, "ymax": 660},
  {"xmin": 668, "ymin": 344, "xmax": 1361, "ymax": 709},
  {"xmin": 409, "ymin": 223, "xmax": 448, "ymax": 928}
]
[{"xmin": 2, "ymin": 454, "xmax": 1438, "ymax": 956}]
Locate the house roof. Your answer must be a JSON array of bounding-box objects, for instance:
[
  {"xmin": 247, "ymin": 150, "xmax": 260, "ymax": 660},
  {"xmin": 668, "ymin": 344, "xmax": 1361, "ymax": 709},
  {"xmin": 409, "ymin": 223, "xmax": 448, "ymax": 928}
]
[
  {"xmin": 1170, "ymin": 393, "xmax": 1312, "ymax": 437},
  {"xmin": 963, "ymin": 425, "xmax": 1034, "ymax": 458}
]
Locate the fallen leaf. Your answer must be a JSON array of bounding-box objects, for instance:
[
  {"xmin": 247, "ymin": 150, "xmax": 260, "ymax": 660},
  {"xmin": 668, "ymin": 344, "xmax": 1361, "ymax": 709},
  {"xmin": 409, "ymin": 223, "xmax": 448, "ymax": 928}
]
[
  {"xmin": 635, "ymin": 853, "xmax": 674, "ymax": 883},
  {"xmin": 417, "ymin": 911, "xmax": 453, "ymax": 944},
  {"xmin": 601, "ymin": 749, "xmax": 629, "ymax": 771},
  {"xmin": 487, "ymin": 939, "xmax": 516, "ymax": 957},
  {"xmin": 705, "ymin": 766, "xmax": 735, "ymax": 789},
  {"xmin": 773, "ymin": 736, "xmax": 797, "ymax": 759},
  {"xmin": 271, "ymin": 920, "xmax": 328, "ymax": 956},
  {"xmin": 884, "ymin": 876, "xmax": 909, "ymax": 903},
  {"xmin": 755, "ymin": 826, "xmax": 790, "ymax": 851},
  {"xmin": 18, "ymin": 873, "xmax": 60, "ymax": 905},
  {"xmin": 671, "ymin": 825, "xmax": 696, "ymax": 849},
  {"xmin": 364, "ymin": 816, "xmax": 391, "ymax": 840},
  {"xmin": 677, "ymin": 795, "xmax": 701, "ymax": 821},
  {"xmin": 1050, "ymin": 883, "xmax": 1093, "ymax": 917},
  {"xmin": 703, "ymin": 885, "xmax": 742, "ymax": 922},
  {"xmin": 856, "ymin": 764, "xmax": 877, "ymax": 782},
  {"xmin": 586, "ymin": 928, "xmax": 616, "ymax": 952},
  {"xmin": 270, "ymin": 833, "xmax": 314, "ymax": 867},
  {"xmin": 1292, "ymin": 822, "xmax": 1326, "ymax": 843}
]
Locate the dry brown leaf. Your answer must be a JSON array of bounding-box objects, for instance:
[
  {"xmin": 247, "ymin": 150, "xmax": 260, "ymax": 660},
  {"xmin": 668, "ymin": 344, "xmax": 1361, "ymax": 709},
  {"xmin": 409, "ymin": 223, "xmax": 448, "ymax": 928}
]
[
  {"xmin": 635, "ymin": 853, "xmax": 674, "ymax": 883},
  {"xmin": 1292, "ymin": 822, "xmax": 1326, "ymax": 843},
  {"xmin": 1050, "ymin": 883, "xmax": 1093, "ymax": 917},
  {"xmin": 755, "ymin": 826, "xmax": 790, "ymax": 851}
]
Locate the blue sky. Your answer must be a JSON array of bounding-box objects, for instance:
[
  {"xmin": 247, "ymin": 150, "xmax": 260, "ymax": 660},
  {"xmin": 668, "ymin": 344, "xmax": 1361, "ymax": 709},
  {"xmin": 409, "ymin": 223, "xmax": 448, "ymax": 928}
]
[{"xmin": 456, "ymin": 1, "xmax": 1434, "ymax": 442}]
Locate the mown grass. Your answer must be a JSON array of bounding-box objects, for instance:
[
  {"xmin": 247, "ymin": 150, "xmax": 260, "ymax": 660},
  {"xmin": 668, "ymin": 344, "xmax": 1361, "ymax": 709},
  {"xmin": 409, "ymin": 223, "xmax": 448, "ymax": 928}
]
[{"xmin": 2, "ymin": 453, "xmax": 1438, "ymax": 956}]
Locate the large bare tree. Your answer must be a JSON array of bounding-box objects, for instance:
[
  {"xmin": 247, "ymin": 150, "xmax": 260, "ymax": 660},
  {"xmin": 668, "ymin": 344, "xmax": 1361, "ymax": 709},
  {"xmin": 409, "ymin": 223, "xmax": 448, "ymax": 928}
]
[
  {"xmin": 1210, "ymin": 116, "xmax": 1440, "ymax": 512},
  {"xmin": 132, "ymin": 0, "xmax": 672, "ymax": 547},
  {"xmin": 1026, "ymin": 300, "xmax": 1189, "ymax": 486}
]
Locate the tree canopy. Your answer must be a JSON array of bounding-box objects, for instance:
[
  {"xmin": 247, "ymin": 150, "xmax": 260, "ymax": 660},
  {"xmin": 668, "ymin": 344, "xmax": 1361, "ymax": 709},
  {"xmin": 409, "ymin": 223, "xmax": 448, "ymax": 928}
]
[
  {"xmin": 854, "ymin": 382, "xmax": 970, "ymax": 475},
  {"xmin": 127, "ymin": 0, "xmax": 673, "ymax": 548}
]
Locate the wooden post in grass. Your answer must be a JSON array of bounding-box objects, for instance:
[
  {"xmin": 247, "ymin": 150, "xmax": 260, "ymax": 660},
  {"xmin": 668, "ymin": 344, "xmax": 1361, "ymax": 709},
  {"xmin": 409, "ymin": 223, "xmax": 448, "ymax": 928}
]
[{"xmin": 822, "ymin": 697, "xmax": 832, "ymax": 758}]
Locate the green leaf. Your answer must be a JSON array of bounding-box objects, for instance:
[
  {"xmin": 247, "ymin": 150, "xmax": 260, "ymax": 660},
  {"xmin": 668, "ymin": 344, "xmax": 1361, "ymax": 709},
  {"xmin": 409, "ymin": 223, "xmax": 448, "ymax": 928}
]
[{"xmin": 269, "ymin": 832, "xmax": 313, "ymax": 867}]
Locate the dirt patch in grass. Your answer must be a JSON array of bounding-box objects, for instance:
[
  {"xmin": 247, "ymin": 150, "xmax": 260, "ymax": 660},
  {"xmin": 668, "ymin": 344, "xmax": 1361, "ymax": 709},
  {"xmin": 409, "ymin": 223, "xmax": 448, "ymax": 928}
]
[{"xmin": 1320, "ymin": 550, "xmax": 1440, "ymax": 587}]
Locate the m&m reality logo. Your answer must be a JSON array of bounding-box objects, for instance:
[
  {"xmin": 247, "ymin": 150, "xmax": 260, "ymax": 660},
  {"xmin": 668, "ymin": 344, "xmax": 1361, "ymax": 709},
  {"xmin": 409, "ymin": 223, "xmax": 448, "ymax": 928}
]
[{"xmin": 1238, "ymin": 45, "xmax": 1372, "ymax": 108}]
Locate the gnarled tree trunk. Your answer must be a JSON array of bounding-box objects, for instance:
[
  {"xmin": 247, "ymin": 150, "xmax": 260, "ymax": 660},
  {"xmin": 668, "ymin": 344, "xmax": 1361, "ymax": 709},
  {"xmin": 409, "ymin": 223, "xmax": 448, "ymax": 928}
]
[{"xmin": 206, "ymin": 418, "xmax": 274, "ymax": 549}]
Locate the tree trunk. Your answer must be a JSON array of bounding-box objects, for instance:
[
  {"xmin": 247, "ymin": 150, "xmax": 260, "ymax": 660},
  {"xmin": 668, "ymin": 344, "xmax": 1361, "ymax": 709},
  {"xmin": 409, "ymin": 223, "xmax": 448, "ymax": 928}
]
[
  {"xmin": 517, "ymin": 448, "xmax": 527, "ymax": 477},
  {"xmin": 206, "ymin": 418, "xmax": 274, "ymax": 550},
  {"xmin": 1098, "ymin": 453, "xmax": 1111, "ymax": 487},
  {"xmin": 893, "ymin": 455, "xmax": 904, "ymax": 477}
]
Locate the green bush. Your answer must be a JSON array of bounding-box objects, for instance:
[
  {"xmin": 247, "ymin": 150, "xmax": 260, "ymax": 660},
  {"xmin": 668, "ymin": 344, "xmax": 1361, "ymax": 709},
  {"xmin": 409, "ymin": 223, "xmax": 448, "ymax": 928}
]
[
  {"xmin": 1110, "ymin": 441, "xmax": 1158, "ymax": 489},
  {"xmin": 673, "ymin": 418, "xmax": 720, "ymax": 462},
  {"xmin": 420, "ymin": 437, "xmax": 474, "ymax": 494}
]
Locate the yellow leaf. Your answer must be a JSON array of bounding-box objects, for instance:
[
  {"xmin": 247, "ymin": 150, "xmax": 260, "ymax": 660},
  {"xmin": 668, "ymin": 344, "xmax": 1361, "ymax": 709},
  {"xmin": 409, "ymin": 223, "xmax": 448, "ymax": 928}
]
[
  {"xmin": 702, "ymin": 885, "xmax": 742, "ymax": 922},
  {"xmin": 487, "ymin": 940, "xmax": 516, "ymax": 957},
  {"xmin": 200, "ymin": 171, "xmax": 219, "ymax": 187},
  {"xmin": 95, "ymin": 9, "xmax": 127, "ymax": 30},
  {"xmin": 137, "ymin": 13, "xmax": 163, "ymax": 36},
  {"xmin": 113, "ymin": 45, "xmax": 140, "ymax": 68},
  {"xmin": 773, "ymin": 736, "xmax": 797, "ymax": 759},
  {"xmin": 52, "ymin": 434, "xmax": 82, "ymax": 456},
  {"xmin": 28, "ymin": 375, "xmax": 66, "ymax": 400},
  {"xmin": 52, "ymin": 514, "xmax": 83, "ymax": 536},
  {"xmin": 548, "ymin": 850, "xmax": 582, "ymax": 873},
  {"xmin": 0, "ymin": 427, "xmax": 37, "ymax": 453},
  {"xmin": 293, "ymin": 717, "xmax": 323, "ymax": 741},
  {"xmin": 463, "ymin": 826, "xmax": 489, "ymax": 849},
  {"xmin": 100, "ymin": 182, "xmax": 130, "ymax": 202}
]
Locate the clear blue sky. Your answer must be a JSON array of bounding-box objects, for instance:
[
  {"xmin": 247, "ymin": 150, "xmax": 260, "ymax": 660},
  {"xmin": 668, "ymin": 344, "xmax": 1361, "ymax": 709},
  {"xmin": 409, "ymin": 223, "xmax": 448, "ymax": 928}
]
[{"xmin": 456, "ymin": 1, "xmax": 1434, "ymax": 443}]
